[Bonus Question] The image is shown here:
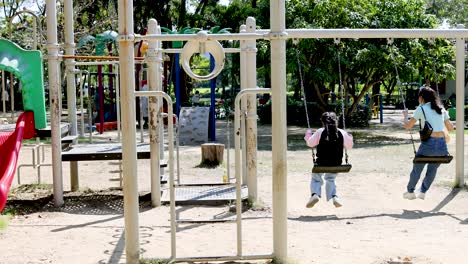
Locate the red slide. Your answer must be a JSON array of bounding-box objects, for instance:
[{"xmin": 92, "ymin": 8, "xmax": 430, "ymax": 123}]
[{"xmin": 0, "ymin": 112, "xmax": 35, "ymax": 212}]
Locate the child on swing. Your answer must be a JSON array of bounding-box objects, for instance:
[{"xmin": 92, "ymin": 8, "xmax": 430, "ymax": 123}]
[{"xmin": 303, "ymin": 112, "xmax": 354, "ymax": 208}]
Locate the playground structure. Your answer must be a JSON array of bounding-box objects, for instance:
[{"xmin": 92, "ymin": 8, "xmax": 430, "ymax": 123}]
[
  {"xmin": 0, "ymin": 0, "xmax": 465, "ymax": 263},
  {"xmin": 42, "ymin": 0, "xmax": 468, "ymax": 262},
  {"xmin": 55, "ymin": 12, "xmax": 467, "ymax": 264},
  {"xmin": 0, "ymin": 38, "xmax": 47, "ymax": 212}
]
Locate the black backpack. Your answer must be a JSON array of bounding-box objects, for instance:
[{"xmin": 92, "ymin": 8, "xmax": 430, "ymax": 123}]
[{"xmin": 316, "ymin": 129, "xmax": 344, "ymax": 166}]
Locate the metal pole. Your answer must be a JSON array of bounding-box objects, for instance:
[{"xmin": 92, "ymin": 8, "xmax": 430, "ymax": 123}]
[
  {"xmin": 147, "ymin": 19, "xmax": 162, "ymax": 207},
  {"xmin": 239, "ymin": 25, "xmax": 247, "ymax": 186},
  {"xmin": 159, "ymin": 109, "xmax": 165, "ymax": 180},
  {"xmin": 175, "ymin": 115, "xmax": 180, "ymax": 184},
  {"xmin": 139, "ymin": 70, "xmax": 144, "ymax": 143},
  {"xmin": 379, "ymin": 94, "xmax": 383, "ymax": 124},
  {"xmin": 78, "ymin": 71, "xmax": 84, "ymax": 137},
  {"xmin": 75, "ymin": 61, "xmax": 120, "ymax": 66},
  {"xmin": 234, "ymin": 91, "xmax": 244, "ymax": 256},
  {"xmin": 2, "ymin": 71, "xmax": 5, "ymax": 117},
  {"xmin": 210, "ymin": 55, "xmax": 216, "ymax": 141},
  {"xmin": 234, "ymin": 88, "xmax": 271, "ymax": 257},
  {"xmin": 168, "ymin": 103, "xmax": 176, "ymax": 260},
  {"xmin": 241, "ymin": 111, "xmax": 247, "ymax": 185},
  {"xmin": 117, "ymin": 0, "xmax": 140, "ymax": 262},
  {"xmin": 139, "ymin": 29, "xmax": 468, "ymax": 42},
  {"xmin": 10, "ymin": 73, "xmax": 14, "ymax": 122},
  {"xmin": 64, "ymin": 0, "xmax": 77, "ymax": 137},
  {"xmin": 135, "ymin": 91, "xmax": 175, "ymax": 260},
  {"xmin": 455, "ymin": 24, "xmax": 465, "ymax": 187},
  {"xmin": 115, "ymin": 65, "xmax": 121, "ymax": 142},
  {"xmin": 245, "ymin": 17, "xmax": 258, "ymax": 202},
  {"xmin": 32, "ymin": 14, "xmax": 37, "ymax": 50},
  {"xmin": 139, "ymin": 32, "xmax": 266, "ymax": 42},
  {"xmin": 87, "ymin": 73, "xmax": 93, "ymax": 143},
  {"xmin": 175, "ymin": 54, "xmax": 181, "ymax": 116},
  {"xmin": 284, "ymin": 28, "xmax": 468, "ymax": 39},
  {"xmin": 98, "ymin": 64, "xmax": 104, "ymax": 134},
  {"xmin": 46, "ymin": 0, "xmax": 64, "ymax": 207},
  {"xmin": 69, "ymin": 49, "xmax": 79, "ymax": 190},
  {"xmin": 270, "ymin": 0, "xmax": 288, "ymax": 260},
  {"xmin": 227, "ymin": 110, "xmax": 231, "ymax": 182}
]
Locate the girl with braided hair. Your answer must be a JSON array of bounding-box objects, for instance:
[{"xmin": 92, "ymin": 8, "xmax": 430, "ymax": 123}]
[{"xmin": 304, "ymin": 112, "xmax": 353, "ymax": 208}]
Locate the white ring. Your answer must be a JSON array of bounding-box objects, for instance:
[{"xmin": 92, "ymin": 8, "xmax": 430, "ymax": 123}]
[{"xmin": 181, "ymin": 40, "xmax": 225, "ymax": 81}]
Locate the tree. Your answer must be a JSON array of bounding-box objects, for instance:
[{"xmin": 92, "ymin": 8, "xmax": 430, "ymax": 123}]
[
  {"xmin": 287, "ymin": 0, "xmax": 456, "ymax": 117},
  {"xmin": 426, "ymin": 0, "xmax": 468, "ymax": 27}
]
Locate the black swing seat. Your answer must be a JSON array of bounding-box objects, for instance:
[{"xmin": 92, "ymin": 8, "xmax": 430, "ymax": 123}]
[
  {"xmin": 413, "ymin": 155, "xmax": 453, "ymax": 164},
  {"xmin": 312, "ymin": 164, "xmax": 352, "ymax": 173}
]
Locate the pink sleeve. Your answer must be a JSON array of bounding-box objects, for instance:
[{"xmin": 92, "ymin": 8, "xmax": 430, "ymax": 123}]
[
  {"xmin": 305, "ymin": 128, "xmax": 323, "ymax": 148},
  {"xmin": 339, "ymin": 129, "xmax": 353, "ymax": 149}
]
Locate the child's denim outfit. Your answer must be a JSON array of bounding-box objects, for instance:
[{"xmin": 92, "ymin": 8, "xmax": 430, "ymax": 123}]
[
  {"xmin": 407, "ymin": 137, "xmax": 449, "ymax": 193},
  {"xmin": 311, "ymin": 173, "xmax": 337, "ymax": 201},
  {"xmin": 407, "ymin": 103, "xmax": 450, "ymax": 193},
  {"xmin": 305, "ymin": 128, "xmax": 353, "ymax": 200}
]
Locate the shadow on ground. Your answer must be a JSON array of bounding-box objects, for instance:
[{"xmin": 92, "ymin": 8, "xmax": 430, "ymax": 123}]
[{"xmin": 3, "ymin": 185, "xmax": 153, "ymax": 215}]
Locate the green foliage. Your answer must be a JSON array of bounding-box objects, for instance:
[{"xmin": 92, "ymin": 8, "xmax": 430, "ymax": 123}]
[
  {"xmin": 287, "ymin": 0, "xmax": 456, "ymax": 115},
  {"xmin": 258, "ymin": 97, "xmax": 370, "ymax": 127},
  {"xmin": 341, "ymin": 104, "xmax": 372, "ymax": 128},
  {"xmin": 0, "ymin": 215, "xmax": 11, "ymax": 230},
  {"xmin": 425, "ymin": 0, "xmax": 468, "ymax": 27}
]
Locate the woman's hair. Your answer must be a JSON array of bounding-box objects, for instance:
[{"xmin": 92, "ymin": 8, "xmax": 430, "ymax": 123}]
[
  {"xmin": 321, "ymin": 112, "xmax": 339, "ymax": 141},
  {"xmin": 419, "ymin": 86, "xmax": 442, "ymax": 114}
]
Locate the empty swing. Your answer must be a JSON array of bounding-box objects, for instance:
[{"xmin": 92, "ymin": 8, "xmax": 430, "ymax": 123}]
[
  {"xmin": 389, "ymin": 39, "xmax": 453, "ymax": 164},
  {"xmin": 296, "ymin": 40, "xmax": 352, "ymax": 173}
]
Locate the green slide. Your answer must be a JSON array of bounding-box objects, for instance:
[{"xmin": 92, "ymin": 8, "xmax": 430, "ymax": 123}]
[{"xmin": 0, "ymin": 38, "xmax": 46, "ymax": 129}]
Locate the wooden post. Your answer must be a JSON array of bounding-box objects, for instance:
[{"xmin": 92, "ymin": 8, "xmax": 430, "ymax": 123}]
[{"xmin": 201, "ymin": 143, "xmax": 224, "ymax": 166}]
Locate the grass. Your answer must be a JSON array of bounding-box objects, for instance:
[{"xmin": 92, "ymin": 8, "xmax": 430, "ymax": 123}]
[
  {"xmin": 23, "ymin": 137, "xmax": 51, "ymax": 145},
  {"xmin": 0, "ymin": 215, "xmax": 11, "ymax": 230},
  {"xmin": 245, "ymin": 197, "xmax": 268, "ymax": 211},
  {"xmin": 9, "ymin": 183, "xmax": 53, "ymax": 193}
]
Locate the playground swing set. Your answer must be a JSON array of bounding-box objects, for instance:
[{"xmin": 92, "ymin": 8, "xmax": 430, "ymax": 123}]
[
  {"xmin": 0, "ymin": 2, "xmax": 466, "ymax": 263},
  {"xmin": 295, "ymin": 38, "xmax": 352, "ymax": 174},
  {"xmin": 388, "ymin": 38, "xmax": 454, "ymax": 164}
]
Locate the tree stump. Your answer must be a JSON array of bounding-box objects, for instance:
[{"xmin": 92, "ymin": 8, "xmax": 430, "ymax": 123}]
[{"xmin": 201, "ymin": 143, "xmax": 224, "ymax": 166}]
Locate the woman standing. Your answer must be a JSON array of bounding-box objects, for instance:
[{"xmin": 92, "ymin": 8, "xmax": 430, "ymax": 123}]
[{"xmin": 403, "ymin": 86, "xmax": 454, "ymax": 200}]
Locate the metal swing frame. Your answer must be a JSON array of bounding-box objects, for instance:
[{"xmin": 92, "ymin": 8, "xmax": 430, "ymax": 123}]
[
  {"xmin": 297, "ymin": 39, "xmax": 352, "ymax": 174},
  {"xmin": 389, "ymin": 39, "xmax": 453, "ymax": 164}
]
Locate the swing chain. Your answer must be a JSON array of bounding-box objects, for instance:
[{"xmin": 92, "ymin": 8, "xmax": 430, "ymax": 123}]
[
  {"xmin": 429, "ymin": 40, "xmax": 440, "ymax": 96},
  {"xmin": 389, "ymin": 43, "xmax": 417, "ymax": 154},
  {"xmin": 298, "ymin": 39, "xmax": 350, "ymax": 165},
  {"xmin": 294, "ymin": 40, "xmax": 316, "ymax": 162},
  {"xmin": 295, "ymin": 43, "xmax": 311, "ymax": 129},
  {"xmin": 336, "ymin": 43, "xmax": 349, "ymax": 163}
]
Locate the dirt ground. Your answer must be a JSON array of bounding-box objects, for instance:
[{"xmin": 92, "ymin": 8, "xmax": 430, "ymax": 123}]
[{"xmin": 0, "ymin": 111, "xmax": 467, "ymax": 264}]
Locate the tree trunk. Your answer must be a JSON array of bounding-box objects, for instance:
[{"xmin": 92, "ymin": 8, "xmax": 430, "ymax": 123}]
[{"xmin": 201, "ymin": 143, "xmax": 224, "ymax": 166}]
